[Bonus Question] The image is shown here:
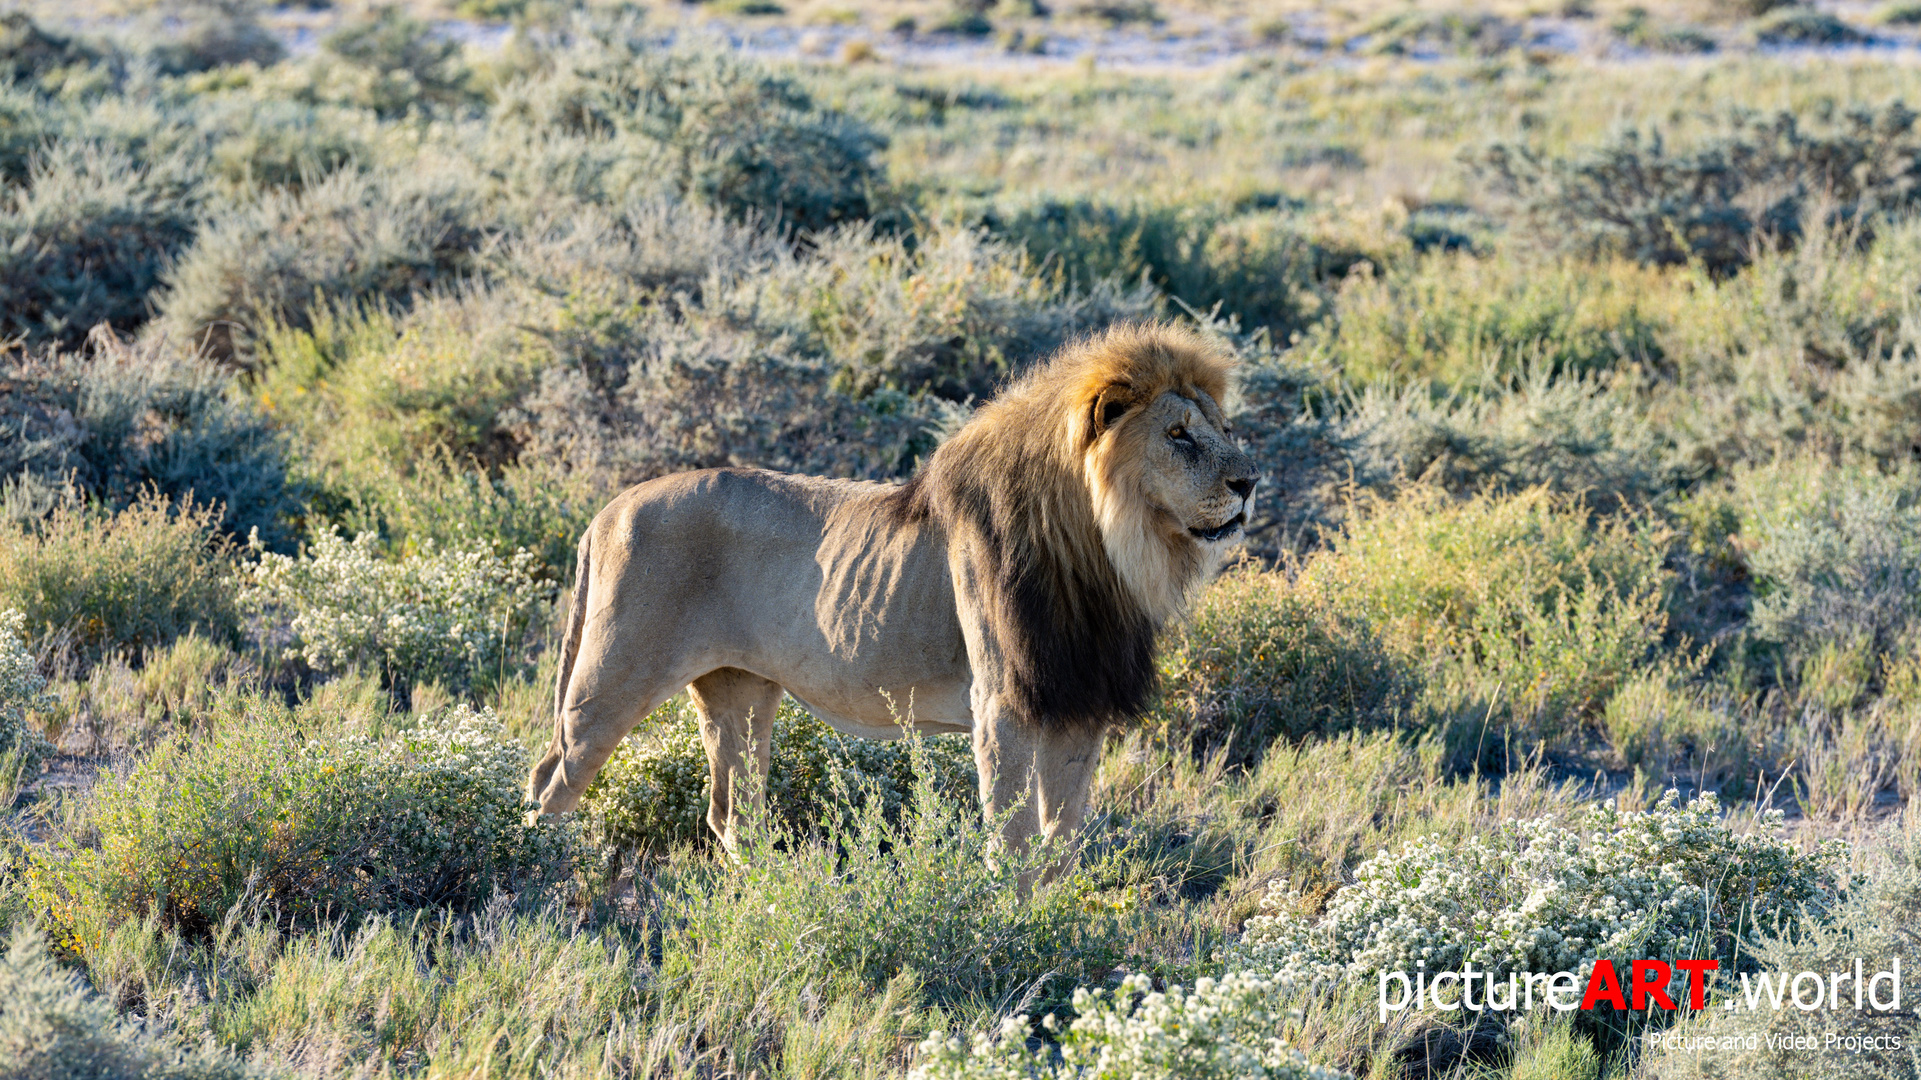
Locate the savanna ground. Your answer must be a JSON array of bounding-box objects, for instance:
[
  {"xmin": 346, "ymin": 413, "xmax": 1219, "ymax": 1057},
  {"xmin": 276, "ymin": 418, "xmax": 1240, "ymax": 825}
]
[{"xmin": 5, "ymin": 3, "xmax": 1921, "ymax": 1077}]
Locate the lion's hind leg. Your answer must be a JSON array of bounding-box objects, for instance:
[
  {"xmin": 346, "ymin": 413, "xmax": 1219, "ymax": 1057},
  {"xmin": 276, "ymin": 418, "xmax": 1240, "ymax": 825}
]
[{"xmin": 689, "ymin": 668, "xmax": 783, "ymax": 857}]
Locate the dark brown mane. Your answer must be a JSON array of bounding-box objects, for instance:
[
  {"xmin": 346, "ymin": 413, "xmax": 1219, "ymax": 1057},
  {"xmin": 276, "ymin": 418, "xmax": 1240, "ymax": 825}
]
[{"xmin": 903, "ymin": 322, "xmax": 1234, "ymax": 732}]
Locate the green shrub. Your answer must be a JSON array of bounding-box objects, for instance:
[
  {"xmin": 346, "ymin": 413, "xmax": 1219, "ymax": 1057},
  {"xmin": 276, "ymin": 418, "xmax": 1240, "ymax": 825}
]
[
  {"xmin": 156, "ymin": 163, "xmax": 485, "ymax": 361},
  {"xmin": 584, "ymin": 695, "xmax": 976, "ymax": 856},
  {"xmin": 774, "ymin": 223, "xmax": 1157, "ymax": 399},
  {"xmin": 1752, "ymin": 7, "xmax": 1868, "ymax": 44},
  {"xmin": 29, "ymin": 705, "xmax": 573, "ymax": 948},
  {"xmin": 240, "ymin": 528, "xmax": 548, "ymax": 692},
  {"xmin": 1298, "ymin": 246, "xmax": 1674, "ymax": 391},
  {"xmin": 492, "ymin": 37, "xmax": 883, "ymax": 234},
  {"xmin": 334, "ymin": 456, "xmax": 608, "ymax": 584},
  {"xmin": 0, "ymin": 13, "xmax": 108, "ymax": 94},
  {"xmin": 0, "ymin": 610, "xmax": 54, "ymax": 784},
  {"xmin": 1611, "ymin": 11, "xmax": 1717, "ymax": 53},
  {"xmin": 0, "ymin": 332, "xmax": 298, "ymax": 546},
  {"xmin": 1639, "ymin": 808, "xmax": 1921, "ymax": 1078},
  {"xmin": 1238, "ymin": 791, "xmax": 1848, "ymax": 984},
  {"xmin": 0, "ymin": 492, "xmax": 235, "ymax": 670},
  {"xmin": 0, "ymin": 927, "xmax": 254, "ymax": 1080},
  {"xmin": 135, "ymin": 1, "xmax": 285, "ymax": 76},
  {"xmin": 1474, "ymin": 104, "xmax": 1921, "ymax": 273},
  {"xmin": 0, "ymin": 142, "xmax": 199, "ymax": 346},
  {"xmin": 1356, "ymin": 9, "xmax": 1519, "ymax": 55},
  {"xmin": 1873, "ymin": 0, "xmax": 1921, "ymax": 24},
  {"xmin": 1733, "ymin": 459, "xmax": 1921, "ymax": 703},
  {"xmin": 651, "ymin": 738, "xmax": 1116, "ymax": 1006},
  {"xmin": 1150, "ymin": 566, "xmax": 1417, "ymax": 769},
  {"xmin": 319, "ymin": 5, "xmax": 473, "ymax": 117},
  {"xmin": 987, "ymin": 199, "xmax": 1321, "ymax": 337},
  {"xmin": 1338, "ymin": 367, "xmax": 1674, "ymax": 506},
  {"xmin": 913, "ymin": 972, "xmax": 1350, "ymax": 1080},
  {"xmin": 1301, "ymin": 487, "xmax": 1673, "ymax": 733}
]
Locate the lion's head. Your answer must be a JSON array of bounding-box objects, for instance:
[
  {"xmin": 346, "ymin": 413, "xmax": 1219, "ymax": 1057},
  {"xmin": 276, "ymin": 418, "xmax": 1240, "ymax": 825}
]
[{"xmin": 900, "ymin": 322, "xmax": 1257, "ymax": 732}]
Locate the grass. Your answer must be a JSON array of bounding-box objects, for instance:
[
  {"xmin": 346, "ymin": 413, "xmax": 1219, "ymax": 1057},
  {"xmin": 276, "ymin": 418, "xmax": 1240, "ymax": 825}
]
[{"xmin": 2, "ymin": 9, "xmax": 1921, "ymax": 1080}]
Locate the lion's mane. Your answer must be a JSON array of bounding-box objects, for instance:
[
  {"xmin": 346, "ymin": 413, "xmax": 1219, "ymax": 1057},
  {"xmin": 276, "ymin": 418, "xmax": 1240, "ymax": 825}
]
[{"xmin": 883, "ymin": 323, "xmax": 1236, "ymax": 733}]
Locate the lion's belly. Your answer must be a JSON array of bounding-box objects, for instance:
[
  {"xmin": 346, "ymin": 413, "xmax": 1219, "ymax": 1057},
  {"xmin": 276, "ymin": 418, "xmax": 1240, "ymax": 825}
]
[{"xmin": 659, "ymin": 469, "xmax": 976, "ymax": 736}]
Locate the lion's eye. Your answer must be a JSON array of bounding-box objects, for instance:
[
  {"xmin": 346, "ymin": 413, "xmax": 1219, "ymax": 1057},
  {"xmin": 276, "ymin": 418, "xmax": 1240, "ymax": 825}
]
[{"xmin": 1168, "ymin": 427, "xmax": 1193, "ymax": 445}]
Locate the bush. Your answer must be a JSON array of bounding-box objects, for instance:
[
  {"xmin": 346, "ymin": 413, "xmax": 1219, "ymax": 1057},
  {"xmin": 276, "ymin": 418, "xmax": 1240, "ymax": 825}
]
[
  {"xmin": 136, "ymin": 1, "xmax": 286, "ymax": 76},
  {"xmin": 1337, "ymin": 368, "xmax": 1675, "ymax": 507},
  {"xmin": 1640, "ymin": 808, "xmax": 1921, "ymax": 1079},
  {"xmin": 986, "ymin": 199, "xmax": 1323, "ymax": 338},
  {"xmin": 319, "ymin": 5, "xmax": 473, "ymax": 117},
  {"xmin": 0, "ymin": 493, "xmax": 236, "ymax": 670},
  {"xmin": 1297, "ymin": 248, "xmax": 1673, "ymax": 391},
  {"xmin": 493, "ymin": 36, "xmax": 883, "ymax": 234},
  {"xmin": 0, "ymin": 13, "xmax": 107, "ymax": 94},
  {"xmin": 0, "ymin": 331, "xmax": 299, "ymax": 546},
  {"xmin": 1300, "ymin": 487, "xmax": 1673, "ymax": 733},
  {"xmin": 913, "ymin": 972, "xmax": 1350, "ymax": 1080},
  {"xmin": 1733, "ymin": 459, "xmax": 1921, "ymax": 703},
  {"xmin": 334, "ymin": 457, "xmax": 609, "ymax": 584},
  {"xmin": 0, "ymin": 142, "xmax": 199, "ymax": 346},
  {"xmin": 1752, "ymin": 7, "xmax": 1868, "ymax": 45},
  {"xmin": 0, "ymin": 610, "xmax": 53, "ymax": 783},
  {"xmin": 651, "ymin": 738, "xmax": 1117, "ymax": 1006},
  {"xmin": 1150, "ymin": 566, "xmax": 1417, "ymax": 769},
  {"xmin": 584, "ymin": 696, "xmax": 976, "ymax": 856},
  {"xmin": 29, "ymin": 705, "xmax": 573, "ymax": 947},
  {"xmin": 1238, "ymin": 791, "xmax": 1849, "ymax": 985},
  {"xmin": 240, "ymin": 528, "xmax": 549, "ymax": 692},
  {"xmin": 1474, "ymin": 104, "xmax": 1921, "ymax": 273},
  {"xmin": 1874, "ymin": 0, "xmax": 1921, "ymax": 24},
  {"xmin": 156, "ymin": 163, "xmax": 485, "ymax": 362},
  {"xmin": 0, "ymin": 927, "xmax": 253, "ymax": 1080},
  {"xmin": 1356, "ymin": 9, "xmax": 1520, "ymax": 56}
]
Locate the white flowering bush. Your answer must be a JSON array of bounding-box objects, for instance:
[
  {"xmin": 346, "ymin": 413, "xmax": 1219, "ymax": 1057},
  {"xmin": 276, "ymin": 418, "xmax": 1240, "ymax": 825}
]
[
  {"xmin": 1237, "ymin": 791, "xmax": 1849, "ymax": 986},
  {"xmin": 28, "ymin": 703, "xmax": 574, "ymax": 947},
  {"xmin": 0, "ymin": 609, "xmax": 54, "ymax": 778},
  {"xmin": 911, "ymin": 973, "xmax": 1351, "ymax": 1080},
  {"xmin": 240, "ymin": 528, "xmax": 548, "ymax": 690},
  {"xmin": 585, "ymin": 695, "xmax": 976, "ymax": 855}
]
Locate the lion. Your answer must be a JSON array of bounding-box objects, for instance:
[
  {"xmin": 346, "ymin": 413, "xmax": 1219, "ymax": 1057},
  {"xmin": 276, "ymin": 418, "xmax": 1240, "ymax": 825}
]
[{"xmin": 528, "ymin": 322, "xmax": 1258, "ymax": 867}]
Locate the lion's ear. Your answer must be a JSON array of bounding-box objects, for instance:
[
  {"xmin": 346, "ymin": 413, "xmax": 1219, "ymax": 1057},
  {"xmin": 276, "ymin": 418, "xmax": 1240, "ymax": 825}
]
[{"xmin": 1090, "ymin": 383, "xmax": 1135, "ymax": 438}]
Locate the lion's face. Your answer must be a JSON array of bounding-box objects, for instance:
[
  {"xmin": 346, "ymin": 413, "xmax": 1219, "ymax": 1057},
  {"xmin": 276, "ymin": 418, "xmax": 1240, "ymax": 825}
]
[
  {"xmin": 1085, "ymin": 386, "xmax": 1258, "ymax": 622},
  {"xmin": 1130, "ymin": 389, "xmax": 1258, "ymax": 547}
]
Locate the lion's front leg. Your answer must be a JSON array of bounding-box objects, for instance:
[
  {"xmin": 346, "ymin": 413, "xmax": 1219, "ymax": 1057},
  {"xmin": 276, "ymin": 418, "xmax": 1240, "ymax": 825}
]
[
  {"xmin": 972, "ymin": 693, "xmax": 1107, "ymax": 888},
  {"xmin": 690, "ymin": 667, "xmax": 783, "ymax": 858}
]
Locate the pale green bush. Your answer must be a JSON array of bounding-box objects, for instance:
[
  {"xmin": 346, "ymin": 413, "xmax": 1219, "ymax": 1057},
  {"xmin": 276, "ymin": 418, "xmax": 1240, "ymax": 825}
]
[
  {"xmin": 1300, "ymin": 486, "xmax": 1673, "ymax": 733},
  {"xmin": 29, "ymin": 704, "xmax": 573, "ymax": 944},
  {"xmin": 654, "ymin": 735, "xmax": 1113, "ymax": 1006},
  {"xmin": 0, "ymin": 142, "xmax": 199, "ymax": 346},
  {"xmin": 1237, "ymin": 791, "xmax": 1848, "ymax": 985},
  {"xmin": 0, "ymin": 927, "xmax": 254, "ymax": 1080},
  {"xmin": 0, "ymin": 492, "xmax": 237, "ymax": 670},
  {"xmin": 1733, "ymin": 459, "xmax": 1921, "ymax": 704},
  {"xmin": 585, "ymin": 695, "xmax": 976, "ymax": 855},
  {"xmin": 0, "ymin": 610, "xmax": 54, "ymax": 779},
  {"xmin": 1150, "ymin": 566, "xmax": 1416, "ymax": 769},
  {"xmin": 240, "ymin": 528, "xmax": 547, "ymax": 690},
  {"xmin": 911, "ymin": 972, "xmax": 1350, "ymax": 1080},
  {"xmin": 0, "ymin": 331, "xmax": 298, "ymax": 546}
]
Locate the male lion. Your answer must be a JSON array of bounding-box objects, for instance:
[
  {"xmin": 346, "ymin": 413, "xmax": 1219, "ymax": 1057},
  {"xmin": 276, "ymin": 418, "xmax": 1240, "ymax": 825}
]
[{"xmin": 529, "ymin": 322, "xmax": 1257, "ymax": 862}]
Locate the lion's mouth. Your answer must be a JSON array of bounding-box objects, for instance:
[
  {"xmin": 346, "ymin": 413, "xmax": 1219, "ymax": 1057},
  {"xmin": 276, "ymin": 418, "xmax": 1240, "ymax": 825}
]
[{"xmin": 1189, "ymin": 514, "xmax": 1245, "ymax": 543}]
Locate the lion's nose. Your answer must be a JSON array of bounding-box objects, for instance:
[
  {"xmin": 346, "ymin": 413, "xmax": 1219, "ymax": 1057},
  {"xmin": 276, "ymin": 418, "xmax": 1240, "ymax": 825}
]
[{"xmin": 1227, "ymin": 476, "xmax": 1256, "ymax": 500}]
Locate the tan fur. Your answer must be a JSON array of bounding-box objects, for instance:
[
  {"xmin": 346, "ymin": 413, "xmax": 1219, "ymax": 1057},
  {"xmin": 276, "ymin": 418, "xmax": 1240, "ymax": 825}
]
[{"xmin": 529, "ymin": 323, "xmax": 1258, "ymax": 873}]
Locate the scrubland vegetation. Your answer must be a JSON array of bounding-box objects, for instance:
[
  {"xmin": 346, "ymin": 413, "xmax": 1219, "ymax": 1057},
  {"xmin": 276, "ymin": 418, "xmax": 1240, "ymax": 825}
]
[{"xmin": 6, "ymin": 4, "xmax": 1921, "ymax": 1077}]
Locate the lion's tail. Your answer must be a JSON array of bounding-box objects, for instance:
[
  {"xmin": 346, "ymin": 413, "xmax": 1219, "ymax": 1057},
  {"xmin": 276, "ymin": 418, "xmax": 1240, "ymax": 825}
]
[{"xmin": 553, "ymin": 529, "xmax": 592, "ymax": 732}]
